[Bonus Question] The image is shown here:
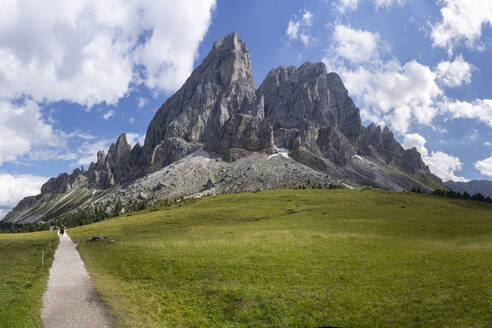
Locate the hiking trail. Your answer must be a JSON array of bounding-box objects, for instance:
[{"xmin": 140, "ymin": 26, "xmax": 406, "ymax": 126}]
[{"xmin": 42, "ymin": 233, "xmax": 113, "ymax": 328}]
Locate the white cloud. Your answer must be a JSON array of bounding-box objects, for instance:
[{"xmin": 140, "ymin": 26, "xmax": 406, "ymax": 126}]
[
  {"xmin": 336, "ymin": 0, "xmax": 405, "ymax": 13},
  {"xmin": 302, "ymin": 11, "xmax": 313, "ymax": 26},
  {"xmin": 0, "ymin": 173, "xmax": 49, "ymax": 209},
  {"xmin": 402, "ymin": 133, "xmax": 427, "ymax": 154},
  {"xmin": 332, "ymin": 25, "xmax": 380, "ymax": 64},
  {"xmin": 403, "ymin": 133, "xmax": 468, "ymax": 182},
  {"xmin": 72, "ymin": 139, "xmax": 113, "ymax": 167},
  {"xmin": 126, "ymin": 133, "xmax": 145, "ymax": 147},
  {"xmin": 441, "ymin": 98, "xmax": 492, "ymax": 128},
  {"xmin": 325, "ymin": 25, "xmax": 492, "ymax": 135},
  {"xmin": 431, "ymin": 0, "xmax": 492, "ymax": 54},
  {"xmin": 484, "ymin": 142, "xmax": 492, "ymax": 147},
  {"xmin": 324, "ymin": 25, "xmax": 490, "ymax": 135},
  {"xmin": 325, "ymin": 27, "xmax": 442, "ymax": 134},
  {"xmin": 436, "ymin": 55, "xmax": 473, "ymax": 87},
  {"xmin": 337, "ymin": 0, "xmax": 359, "ymax": 12},
  {"xmin": 286, "ymin": 21, "xmax": 300, "ymax": 40},
  {"xmin": 425, "ymin": 151, "xmax": 468, "ymax": 182},
  {"xmin": 0, "ymin": 0, "xmax": 216, "ymax": 107},
  {"xmin": 67, "ymin": 132, "xmax": 96, "ymax": 140},
  {"xmin": 475, "ymin": 155, "xmax": 492, "ymax": 177},
  {"xmin": 374, "ymin": 0, "xmax": 405, "ymax": 8},
  {"xmin": 103, "ymin": 110, "xmax": 115, "ymax": 120},
  {"xmin": 0, "ymin": 100, "xmax": 65, "ymax": 165},
  {"xmin": 286, "ymin": 10, "xmax": 313, "ymax": 47},
  {"xmin": 129, "ymin": 117, "xmax": 135, "ymax": 125},
  {"xmin": 137, "ymin": 97, "xmax": 147, "ymax": 109}
]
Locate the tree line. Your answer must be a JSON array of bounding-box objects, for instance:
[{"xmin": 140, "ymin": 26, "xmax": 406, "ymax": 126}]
[
  {"xmin": 0, "ymin": 198, "xmax": 151, "ymax": 234},
  {"xmin": 411, "ymin": 187, "xmax": 492, "ymax": 204}
]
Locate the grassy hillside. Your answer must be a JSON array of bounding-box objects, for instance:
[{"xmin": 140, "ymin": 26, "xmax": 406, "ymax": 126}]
[
  {"xmin": 69, "ymin": 189, "xmax": 492, "ymax": 327},
  {"xmin": 0, "ymin": 230, "xmax": 58, "ymax": 327}
]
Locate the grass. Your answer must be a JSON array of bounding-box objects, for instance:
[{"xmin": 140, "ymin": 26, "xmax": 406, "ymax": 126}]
[
  {"xmin": 64, "ymin": 189, "xmax": 492, "ymax": 327},
  {"xmin": 0, "ymin": 230, "xmax": 58, "ymax": 327}
]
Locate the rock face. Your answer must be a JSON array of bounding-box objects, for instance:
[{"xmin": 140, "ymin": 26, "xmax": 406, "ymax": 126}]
[
  {"xmin": 4, "ymin": 32, "xmax": 444, "ymax": 224},
  {"xmin": 144, "ymin": 32, "xmax": 256, "ymax": 171}
]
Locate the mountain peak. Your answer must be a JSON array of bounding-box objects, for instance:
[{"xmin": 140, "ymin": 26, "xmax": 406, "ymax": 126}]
[
  {"xmin": 144, "ymin": 33, "xmax": 256, "ymax": 170},
  {"xmin": 3, "ymin": 32, "xmax": 445, "ymax": 225},
  {"xmin": 116, "ymin": 133, "xmax": 128, "ymax": 145},
  {"xmin": 213, "ymin": 32, "xmax": 244, "ymax": 52}
]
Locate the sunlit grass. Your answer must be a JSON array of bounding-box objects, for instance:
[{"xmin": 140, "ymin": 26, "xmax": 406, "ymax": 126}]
[
  {"xmin": 0, "ymin": 230, "xmax": 58, "ymax": 327},
  {"xmin": 69, "ymin": 189, "xmax": 492, "ymax": 327}
]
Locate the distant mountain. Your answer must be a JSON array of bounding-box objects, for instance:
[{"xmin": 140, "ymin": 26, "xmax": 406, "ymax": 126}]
[
  {"xmin": 0, "ymin": 207, "xmax": 12, "ymax": 221},
  {"xmin": 4, "ymin": 33, "xmax": 443, "ymax": 224},
  {"xmin": 444, "ymin": 180, "xmax": 492, "ymax": 198}
]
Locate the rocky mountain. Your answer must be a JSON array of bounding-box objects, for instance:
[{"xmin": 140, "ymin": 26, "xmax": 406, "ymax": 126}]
[
  {"xmin": 4, "ymin": 33, "xmax": 443, "ymax": 224},
  {"xmin": 444, "ymin": 180, "xmax": 492, "ymax": 198}
]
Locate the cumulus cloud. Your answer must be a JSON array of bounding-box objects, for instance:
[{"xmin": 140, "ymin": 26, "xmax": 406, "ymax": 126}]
[
  {"xmin": 332, "ymin": 25, "xmax": 380, "ymax": 63},
  {"xmin": 475, "ymin": 155, "xmax": 492, "ymax": 178},
  {"xmin": 0, "ymin": 0, "xmax": 216, "ymax": 171},
  {"xmin": 324, "ymin": 26, "xmax": 442, "ymax": 134},
  {"xmin": 286, "ymin": 10, "xmax": 314, "ymax": 47},
  {"xmin": 441, "ymin": 98, "xmax": 492, "ymax": 128},
  {"xmin": 436, "ymin": 55, "xmax": 473, "ymax": 87},
  {"xmin": 323, "ymin": 25, "xmax": 492, "ymax": 135},
  {"xmin": 357, "ymin": 60, "xmax": 441, "ymax": 134},
  {"xmin": 403, "ymin": 133, "xmax": 468, "ymax": 182},
  {"xmin": 402, "ymin": 133, "xmax": 427, "ymax": 154},
  {"xmin": 0, "ymin": 0, "xmax": 216, "ymax": 107},
  {"xmin": 0, "ymin": 100, "xmax": 65, "ymax": 165},
  {"xmin": 0, "ymin": 173, "xmax": 49, "ymax": 209},
  {"xmin": 431, "ymin": 0, "xmax": 492, "ymax": 53}
]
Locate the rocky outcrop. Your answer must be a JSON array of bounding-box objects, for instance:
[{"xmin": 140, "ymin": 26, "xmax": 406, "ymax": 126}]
[
  {"xmin": 209, "ymin": 113, "xmax": 274, "ymax": 160},
  {"xmin": 150, "ymin": 138, "xmax": 201, "ymax": 171},
  {"xmin": 41, "ymin": 168, "xmax": 88, "ymax": 194},
  {"xmin": 4, "ymin": 32, "xmax": 445, "ymax": 224},
  {"xmin": 258, "ymin": 64, "xmax": 361, "ymax": 139},
  {"xmin": 143, "ymin": 32, "xmax": 256, "ymax": 171},
  {"xmin": 106, "ymin": 134, "xmax": 132, "ymax": 184},
  {"xmin": 87, "ymin": 151, "xmax": 114, "ymax": 189}
]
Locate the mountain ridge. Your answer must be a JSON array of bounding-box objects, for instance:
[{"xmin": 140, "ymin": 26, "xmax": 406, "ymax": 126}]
[
  {"xmin": 444, "ymin": 180, "xmax": 492, "ymax": 198},
  {"xmin": 4, "ymin": 32, "xmax": 443, "ymax": 224}
]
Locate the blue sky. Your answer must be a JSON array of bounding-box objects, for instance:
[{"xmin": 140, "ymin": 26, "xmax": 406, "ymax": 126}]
[{"xmin": 1, "ymin": 0, "xmax": 492, "ymax": 216}]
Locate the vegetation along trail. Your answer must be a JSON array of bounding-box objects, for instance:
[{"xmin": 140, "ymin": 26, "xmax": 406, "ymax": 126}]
[{"xmin": 41, "ymin": 233, "xmax": 113, "ymax": 328}]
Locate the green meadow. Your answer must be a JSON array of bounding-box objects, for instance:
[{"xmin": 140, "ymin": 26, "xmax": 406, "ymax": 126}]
[
  {"xmin": 65, "ymin": 189, "xmax": 492, "ymax": 328},
  {"xmin": 0, "ymin": 231, "xmax": 58, "ymax": 328}
]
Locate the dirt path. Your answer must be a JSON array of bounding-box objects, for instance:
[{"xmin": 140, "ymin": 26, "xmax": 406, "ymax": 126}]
[{"xmin": 42, "ymin": 233, "xmax": 113, "ymax": 328}]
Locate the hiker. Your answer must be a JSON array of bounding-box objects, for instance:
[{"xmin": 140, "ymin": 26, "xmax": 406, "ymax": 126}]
[{"xmin": 60, "ymin": 226, "xmax": 64, "ymax": 237}]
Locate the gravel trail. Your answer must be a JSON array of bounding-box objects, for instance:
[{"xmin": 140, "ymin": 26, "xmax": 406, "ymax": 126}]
[{"xmin": 41, "ymin": 233, "xmax": 113, "ymax": 328}]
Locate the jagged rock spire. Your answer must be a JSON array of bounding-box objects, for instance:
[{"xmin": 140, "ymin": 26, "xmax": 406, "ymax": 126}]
[{"xmin": 143, "ymin": 32, "xmax": 256, "ymax": 171}]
